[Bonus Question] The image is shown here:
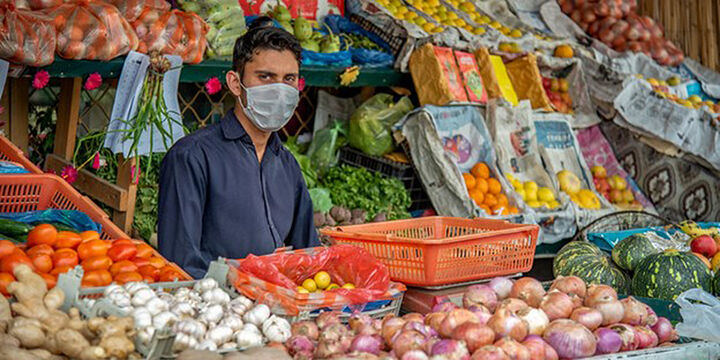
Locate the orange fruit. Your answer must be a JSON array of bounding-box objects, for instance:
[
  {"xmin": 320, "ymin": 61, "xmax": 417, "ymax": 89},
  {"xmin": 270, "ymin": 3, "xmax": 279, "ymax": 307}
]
[
  {"xmin": 491, "ymin": 205, "xmax": 504, "ymax": 215},
  {"xmin": 554, "ymin": 44, "xmax": 574, "ymax": 58},
  {"xmin": 508, "ymin": 206, "xmax": 519, "ymax": 214},
  {"xmin": 497, "ymin": 193, "xmax": 509, "ymax": 206},
  {"xmin": 463, "ymin": 173, "xmax": 477, "ymax": 190},
  {"xmin": 469, "ymin": 189, "xmax": 485, "ymax": 206},
  {"xmin": 471, "ymin": 163, "xmax": 490, "ymax": 179},
  {"xmin": 484, "ymin": 193, "xmax": 498, "ymax": 208},
  {"xmin": 479, "ymin": 205, "xmax": 492, "ymax": 215},
  {"xmin": 501, "ymin": 208, "xmax": 511, "ymax": 216},
  {"xmin": 487, "ymin": 178, "xmax": 502, "ymax": 194},
  {"xmin": 475, "ymin": 178, "xmax": 489, "ymax": 193}
]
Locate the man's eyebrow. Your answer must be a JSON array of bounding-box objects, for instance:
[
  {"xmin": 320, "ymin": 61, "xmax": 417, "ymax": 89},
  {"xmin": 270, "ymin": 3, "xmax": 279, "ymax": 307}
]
[
  {"xmin": 254, "ymin": 70, "xmax": 277, "ymax": 76},
  {"xmin": 284, "ymin": 72, "xmax": 300, "ymax": 77}
]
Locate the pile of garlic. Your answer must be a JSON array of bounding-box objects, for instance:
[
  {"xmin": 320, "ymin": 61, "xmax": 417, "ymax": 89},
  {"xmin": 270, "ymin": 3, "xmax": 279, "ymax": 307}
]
[{"xmin": 96, "ymin": 279, "xmax": 291, "ymax": 352}]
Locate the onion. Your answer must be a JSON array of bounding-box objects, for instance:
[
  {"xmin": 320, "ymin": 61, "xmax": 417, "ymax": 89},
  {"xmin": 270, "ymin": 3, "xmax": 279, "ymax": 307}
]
[
  {"xmin": 570, "ymin": 307, "xmax": 603, "ymax": 331},
  {"xmin": 498, "ymin": 298, "xmax": 529, "ymax": 314},
  {"xmin": 432, "ymin": 302, "xmax": 458, "ymax": 313},
  {"xmin": 643, "ymin": 304, "xmax": 658, "ymax": 326},
  {"xmin": 593, "ymin": 299, "xmax": 624, "ymax": 326},
  {"xmin": 349, "ymin": 314, "xmax": 374, "ymax": 332},
  {"xmin": 439, "ymin": 308, "xmax": 479, "ymax": 338},
  {"xmin": 594, "ymin": 328, "xmax": 622, "ymax": 354},
  {"xmin": 543, "ymin": 319, "xmax": 597, "ymax": 359},
  {"xmin": 356, "ymin": 323, "xmax": 378, "ymax": 336},
  {"xmin": 286, "ymin": 335, "xmax": 314, "ymax": 356},
  {"xmin": 404, "ymin": 313, "xmax": 425, "ymax": 323},
  {"xmin": 608, "ymin": 323, "xmax": 637, "ymax": 351},
  {"xmin": 291, "ymin": 321, "xmax": 319, "ymax": 340},
  {"xmin": 584, "ymin": 285, "xmax": 617, "ymax": 307},
  {"xmin": 489, "ymin": 277, "xmax": 515, "ymax": 300},
  {"xmin": 621, "ymin": 297, "xmax": 653, "ymax": 326},
  {"xmin": 487, "ymin": 308, "xmax": 528, "ymax": 341},
  {"xmin": 543, "ymin": 342, "xmax": 558, "ymax": 360},
  {"xmin": 430, "ymin": 339, "xmax": 470, "ymax": 359},
  {"xmin": 540, "ymin": 291, "xmax": 575, "ymax": 321},
  {"xmin": 425, "ymin": 313, "xmax": 446, "ymax": 333},
  {"xmin": 471, "ymin": 345, "xmax": 510, "ymax": 360},
  {"xmin": 549, "ymin": 276, "xmax": 587, "ymax": 299},
  {"xmin": 467, "ymin": 305, "xmax": 492, "ymax": 324},
  {"xmin": 316, "ymin": 311, "xmax": 341, "ymax": 330},
  {"xmin": 516, "ymin": 308, "xmax": 549, "ymax": 336},
  {"xmin": 382, "ymin": 317, "xmax": 406, "ymax": 344},
  {"xmin": 633, "ymin": 326, "xmax": 658, "ymax": 349},
  {"xmin": 451, "ymin": 322, "xmax": 495, "ymax": 353},
  {"xmin": 392, "ymin": 331, "xmax": 426, "ymax": 358},
  {"xmin": 510, "ymin": 278, "xmax": 546, "ymax": 308},
  {"xmin": 401, "ymin": 350, "xmax": 429, "ymax": 360},
  {"xmin": 350, "ymin": 334, "xmax": 383, "ymax": 355},
  {"xmin": 495, "ymin": 337, "xmax": 530, "ymax": 360},
  {"xmin": 650, "ymin": 317, "xmax": 678, "ymax": 344},
  {"xmin": 403, "ymin": 321, "xmax": 434, "ymax": 339},
  {"xmin": 464, "ymin": 284, "xmax": 499, "ymax": 311},
  {"xmin": 520, "ymin": 335, "xmax": 546, "ymax": 360}
]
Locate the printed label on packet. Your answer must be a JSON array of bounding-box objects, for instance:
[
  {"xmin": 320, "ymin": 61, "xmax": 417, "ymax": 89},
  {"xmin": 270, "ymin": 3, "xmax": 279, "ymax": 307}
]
[
  {"xmin": 454, "ymin": 50, "xmax": 488, "ymax": 104},
  {"xmin": 433, "ymin": 46, "xmax": 468, "ymax": 102}
]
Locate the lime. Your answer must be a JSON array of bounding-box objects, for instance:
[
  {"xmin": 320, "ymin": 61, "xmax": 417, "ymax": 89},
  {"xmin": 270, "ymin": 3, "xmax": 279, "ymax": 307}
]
[
  {"xmin": 326, "ymin": 283, "xmax": 340, "ymax": 290},
  {"xmin": 314, "ymin": 271, "xmax": 331, "ymax": 290},
  {"xmin": 302, "ymin": 278, "xmax": 317, "ymax": 292},
  {"xmin": 342, "ymin": 283, "xmax": 356, "ymax": 289},
  {"xmin": 297, "ymin": 286, "xmax": 310, "ymax": 294}
]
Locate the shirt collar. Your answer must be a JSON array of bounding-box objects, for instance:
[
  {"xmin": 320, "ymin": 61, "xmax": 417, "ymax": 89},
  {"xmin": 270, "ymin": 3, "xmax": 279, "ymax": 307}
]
[{"xmin": 221, "ymin": 111, "xmax": 281, "ymax": 155}]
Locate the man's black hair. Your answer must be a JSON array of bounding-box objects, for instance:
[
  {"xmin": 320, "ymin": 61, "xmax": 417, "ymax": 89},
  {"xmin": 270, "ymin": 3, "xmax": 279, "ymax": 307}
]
[{"xmin": 232, "ymin": 16, "xmax": 302, "ymax": 77}]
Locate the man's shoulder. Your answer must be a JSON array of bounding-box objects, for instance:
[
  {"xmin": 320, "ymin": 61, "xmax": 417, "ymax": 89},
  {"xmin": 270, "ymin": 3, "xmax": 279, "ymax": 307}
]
[{"xmin": 167, "ymin": 123, "xmax": 223, "ymax": 156}]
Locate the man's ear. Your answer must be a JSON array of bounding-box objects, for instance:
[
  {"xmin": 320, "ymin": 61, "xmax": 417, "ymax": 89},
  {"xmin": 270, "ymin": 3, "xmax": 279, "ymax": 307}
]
[{"xmin": 226, "ymin": 70, "xmax": 243, "ymax": 97}]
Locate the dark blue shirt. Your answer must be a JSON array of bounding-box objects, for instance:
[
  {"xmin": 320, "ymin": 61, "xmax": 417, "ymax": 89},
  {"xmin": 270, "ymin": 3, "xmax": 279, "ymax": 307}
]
[{"xmin": 158, "ymin": 111, "xmax": 319, "ymax": 278}]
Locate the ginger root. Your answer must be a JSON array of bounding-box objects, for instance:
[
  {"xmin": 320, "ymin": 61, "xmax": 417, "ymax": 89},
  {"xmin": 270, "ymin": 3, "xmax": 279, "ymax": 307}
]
[{"xmin": 87, "ymin": 316, "xmax": 136, "ymax": 358}]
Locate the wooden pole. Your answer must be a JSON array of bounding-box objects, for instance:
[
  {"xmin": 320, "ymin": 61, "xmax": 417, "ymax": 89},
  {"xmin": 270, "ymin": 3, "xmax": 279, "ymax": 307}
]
[
  {"xmin": 112, "ymin": 155, "xmax": 138, "ymax": 235},
  {"xmin": 54, "ymin": 77, "xmax": 83, "ymax": 160},
  {"xmin": 9, "ymin": 78, "xmax": 29, "ymax": 153}
]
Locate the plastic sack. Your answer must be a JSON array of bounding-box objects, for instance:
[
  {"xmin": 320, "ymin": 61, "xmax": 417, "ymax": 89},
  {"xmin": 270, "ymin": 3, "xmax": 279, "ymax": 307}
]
[
  {"xmin": 0, "ymin": 2, "xmax": 56, "ymax": 66},
  {"xmin": 0, "ymin": 160, "xmax": 30, "ymax": 174},
  {"xmin": 108, "ymin": 0, "xmax": 170, "ymax": 22},
  {"xmin": 46, "ymin": 1, "xmax": 139, "ymax": 60},
  {"xmin": 307, "ymin": 120, "xmax": 345, "ymax": 176},
  {"xmin": 20, "ymin": 0, "xmax": 62, "ymax": 10},
  {"xmin": 204, "ymin": 1, "xmax": 245, "ymax": 59},
  {"xmin": 351, "ymin": 48, "xmax": 393, "ymax": 68},
  {"xmin": 301, "ymin": 49, "xmax": 352, "ymax": 67},
  {"xmin": 228, "ymin": 246, "xmax": 405, "ymax": 316},
  {"xmin": 133, "ymin": 9, "xmax": 208, "ymax": 64},
  {"xmin": 0, "ymin": 209, "xmax": 102, "ymax": 233},
  {"xmin": 323, "ymin": 14, "xmax": 392, "ymax": 53},
  {"xmin": 675, "ymin": 288, "xmax": 720, "ymax": 342},
  {"xmin": 349, "ymin": 94, "xmax": 413, "ymax": 157}
]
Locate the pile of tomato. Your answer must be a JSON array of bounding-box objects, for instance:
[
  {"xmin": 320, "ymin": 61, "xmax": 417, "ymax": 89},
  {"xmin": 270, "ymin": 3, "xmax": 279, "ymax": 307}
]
[{"xmin": 0, "ymin": 224, "xmax": 186, "ymax": 295}]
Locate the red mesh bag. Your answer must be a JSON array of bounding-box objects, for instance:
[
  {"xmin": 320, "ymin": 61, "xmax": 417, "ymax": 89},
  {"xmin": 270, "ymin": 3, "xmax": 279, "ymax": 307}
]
[
  {"xmin": 0, "ymin": 2, "xmax": 56, "ymax": 66},
  {"xmin": 45, "ymin": 0, "xmax": 138, "ymax": 60},
  {"xmin": 107, "ymin": 0, "xmax": 170, "ymax": 22},
  {"xmin": 133, "ymin": 9, "xmax": 207, "ymax": 64}
]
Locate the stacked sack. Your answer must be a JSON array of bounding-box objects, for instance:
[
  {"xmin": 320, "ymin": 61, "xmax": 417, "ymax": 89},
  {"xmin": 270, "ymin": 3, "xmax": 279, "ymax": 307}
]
[
  {"xmin": 178, "ymin": 0, "xmax": 246, "ymax": 59},
  {"xmin": 131, "ymin": 8, "xmax": 208, "ymax": 64},
  {"xmin": 558, "ymin": 0, "xmax": 684, "ymax": 66},
  {"xmin": 0, "ymin": 2, "xmax": 56, "ymax": 66}
]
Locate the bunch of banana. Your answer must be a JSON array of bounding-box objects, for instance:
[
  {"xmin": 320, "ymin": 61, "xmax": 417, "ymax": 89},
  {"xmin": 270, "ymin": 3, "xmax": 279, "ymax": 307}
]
[{"xmin": 678, "ymin": 220, "xmax": 719, "ymax": 238}]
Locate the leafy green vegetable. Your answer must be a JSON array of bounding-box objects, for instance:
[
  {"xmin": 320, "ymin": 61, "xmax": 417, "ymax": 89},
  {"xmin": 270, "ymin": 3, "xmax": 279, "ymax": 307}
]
[
  {"xmin": 307, "ymin": 121, "xmax": 346, "ymax": 177},
  {"xmin": 284, "ymin": 138, "xmax": 318, "ymax": 189},
  {"xmin": 309, "ymin": 188, "xmax": 333, "ymax": 213}
]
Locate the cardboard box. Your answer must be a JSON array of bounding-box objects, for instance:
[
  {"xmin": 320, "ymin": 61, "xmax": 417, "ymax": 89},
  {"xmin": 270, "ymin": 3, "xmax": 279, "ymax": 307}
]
[
  {"xmin": 409, "ymin": 44, "xmax": 468, "ymax": 106},
  {"xmin": 454, "ymin": 50, "xmax": 488, "ymax": 104}
]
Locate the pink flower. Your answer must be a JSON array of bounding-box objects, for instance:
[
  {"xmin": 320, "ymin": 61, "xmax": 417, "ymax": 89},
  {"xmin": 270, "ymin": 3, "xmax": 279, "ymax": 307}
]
[
  {"xmin": 130, "ymin": 165, "xmax": 141, "ymax": 184},
  {"xmin": 61, "ymin": 165, "xmax": 78, "ymax": 184},
  {"xmin": 32, "ymin": 70, "xmax": 50, "ymax": 89},
  {"xmin": 298, "ymin": 77, "xmax": 306, "ymax": 92},
  {"xmin": 205, "ymin": 77, "xmax": 222, "ymax": 95},
  {"xmin": 92, "ymin": 152, "xmax": 101, "ymax": 170},
  {"xmin": 84, "ymin": 72, "xmax": 102, "ymax": 91}
]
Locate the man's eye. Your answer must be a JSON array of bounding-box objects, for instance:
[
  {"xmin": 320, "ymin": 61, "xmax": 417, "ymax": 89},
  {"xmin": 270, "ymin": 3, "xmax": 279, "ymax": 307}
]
[
  {"xmin": 285, "ymin": 76, "xmax": 296, "ymax": 82},
  {"xmin": 259, "ymin": 74, "xmax": 270, "ymax": 80}
]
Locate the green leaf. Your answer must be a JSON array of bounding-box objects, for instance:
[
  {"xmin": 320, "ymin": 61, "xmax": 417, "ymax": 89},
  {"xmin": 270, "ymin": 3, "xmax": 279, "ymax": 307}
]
[{"xmin": 309, "ymin": 188, "xmax": 333, "ymax": 213}]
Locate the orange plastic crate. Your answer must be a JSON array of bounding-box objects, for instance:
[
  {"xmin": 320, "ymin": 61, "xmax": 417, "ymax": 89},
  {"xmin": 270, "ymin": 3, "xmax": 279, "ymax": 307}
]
[
  {"xmin": 0, "ymin": 135, "xmax": 42, "ymax": 174},
  {"xmin": 320, "ymin": 216, "xmax": 539, "ymax": 287}
]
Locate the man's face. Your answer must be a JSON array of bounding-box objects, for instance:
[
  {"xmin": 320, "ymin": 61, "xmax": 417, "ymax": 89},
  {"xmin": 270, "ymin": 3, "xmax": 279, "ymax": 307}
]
[{"xmin": 227, "ymin": 48, "xmax": 300, "ymax": 104}]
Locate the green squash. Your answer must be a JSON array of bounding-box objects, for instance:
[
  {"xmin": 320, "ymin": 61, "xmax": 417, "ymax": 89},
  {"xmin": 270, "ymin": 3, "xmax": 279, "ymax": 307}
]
[
  {"xmin": 713, "ymin": 271, "xmax": 720, "ymax": 296},
  {"xmin": 611, "ymin": 233, "xmax": 660, "ymax": 271},
  {"xmin": 631, "ymin": 250, "xmax": 713, "ymax": 300},
  {"xmin": 554, "ymin": 241, "xmax": 631, "ymax": 293}
]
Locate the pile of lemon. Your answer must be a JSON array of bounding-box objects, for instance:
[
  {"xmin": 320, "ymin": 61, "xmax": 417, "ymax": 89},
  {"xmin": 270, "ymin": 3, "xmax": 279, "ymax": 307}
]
[
  {"xmin": 507, "ymin": 174, "xmax": 560, "ymax": 210},
  {"xmin": 297, "ymin": 271, "xmax": 356, "ymax": 294}
]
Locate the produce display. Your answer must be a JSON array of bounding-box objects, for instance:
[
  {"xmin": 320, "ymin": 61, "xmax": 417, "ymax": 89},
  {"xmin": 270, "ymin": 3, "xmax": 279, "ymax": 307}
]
[
  {"xmin": 507, "ymin": 174, "xmax": 560, "ymax": 211},
  {"xmin": 542, "ymin": 76, "xmax": 574, "ymax": 114},
  {"xmin": 553, "ymin": 241, "xmax": 630, "ymax": 293},
  {"xmin": 463, "ymin": 162, "xmax": 520, "ymax": 215},
  {"xmin": 297, "ymin": 270, "xmax": 355, "ymax": 293},
  {"xmin": 557, "ymin": 170, "xmax": 602, "ymax": 210},
  {"xmin": 590, "ymin": 166, "xmax": 641, "ymax": 209},
  {"xmin": 178, "ymin": 0, "xmax": 246, "ymax": 59},
  {"xmin": 631, "ymin": 250, "xmax": 712, "ymax": 301},
  {"xmin": 268, "ymin": 3, "xmax": 343, "ymax": 54}
]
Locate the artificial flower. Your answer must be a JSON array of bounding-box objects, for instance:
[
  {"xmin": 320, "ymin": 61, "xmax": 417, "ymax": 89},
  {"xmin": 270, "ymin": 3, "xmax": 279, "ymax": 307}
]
[
  {"xmin": 84, "ymin": 72, "xmax": 103, "ymax": 91},
  {"xmin": 61, "ymin": 165, "xmax": 78, "ymax": 184},
  {"xmin": 131, "ymin": 164, "xmax": 141, "ymax": 185},
  {"xmin": 92, "ymin": 152, "xmax": 101, "ymax": 170},
  {"xmin": 339, "ymin": 66, "xmax": 360, "ymax": 86},
  {"xmin": 32, "ymin": 70, "xmax": 50, "ymax": 89},
  {"xmin": 298, "ymin": 77, "xmax": 306, "ymax": 92},
  {"xmin": 205, "ymin": 76, "xmax": 222, "ymax": 95}
]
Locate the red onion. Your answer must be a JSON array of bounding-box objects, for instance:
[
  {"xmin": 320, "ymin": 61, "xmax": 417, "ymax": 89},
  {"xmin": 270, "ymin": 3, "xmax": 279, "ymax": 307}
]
[
  {"xmin": 643, "ymin": 304, "xmax": 658, "ymax": 326},
  {"xmin": 495, "ymin": 337, "xmax": 531, "ymax": 360},
  {"xmin": 650, "ymin": 317, "xmax": 678, "ymax": 344},
  {"xmin": 425, "ymin": 313, "xmax": 447, "ymax": 333},
  {"xmin": 464, "ymin": 284, "xmax": 499, "ymax": 311},
  {"xmin": 404, "ymin": 313, "xmax": 425, "ymax": 323},
  {"xmin": 286, "ymin": 335, "xmax": 314, "ymax": 356},
  {"xmin": 568, "ymin": 294, "xmax": 584, "ymax": 309},
  {"xmin": 633, "ymin": 326, "xmax": 658, "ymax": 349},
  {"xmin": 608, "ymin": 323, "xmax": 637, "ymax": 351},
  {"xmin": 294, "ymin": 350, "xmax": 312, "ymax": 360},
  {"xmin": 584, "ymin": 285, "xmax": 617, "ymax": 307},
  {"xmin": 349, "ymin": 314, "xmax": 374, "ymax": 333},
  {"xmin": 439, "ymin": 309, "xmax": 479, "ymax": 338},
  {"xmin": 356, "ymin": 323, "xmax": 379, "ymax": 336},
  {"xmin": 516, "ymin": 308, "xmax": 549, "ymax": 336},
  {"xmin": 382, "ymin": 317, "xmax": 406, "ymax": 344},
  {"xmin": 401, "ymin": 350, "xmax": 429, "ymax": 360},
  {"xmin": 451, "ymin": 322, "xmax": 495, "ymax": 353},
  {"xmin": 510, "ymin": 278, "xmax": 546, "ymax": 308},
  {"xmin": 498, "ymin": 298, "xmax": 529, "ymax": 314},
  {"xmin": 594, "ymin": 328, "xmax": 622, "ymax": 354},
  {"xmin": 467, "ymin": 305, "xmax": 492, "ymax": 325},
  {"xmin": 430, "ymin": 339, "xmax": 470, "ymax": 359},
  {"xmin": 543, "ymin": 343, "xmax": 558, "ymax": 360},
  {"xmin": 520, "ymin": 335, "xmax": 546, "ymax": 360},
  {"xmin": 403, "ymin": 321, "xmax": 434, "ymax": 339},
  {"xmin": 593, "ymin": 299, "xmax": 624, "ymax": 325},
  {"xmin": 350, "ymin": 335, "xmax": 383, "ymax": 355},
  {"xmin": 316, "ymin": 311, "xmax": 342, "ymax": 330},
  {"xmin": 549, "ymin": 276, "xmax": 587, "ymax": 299},
  {"xmin": 489, "ymin": 277, "xmax": 515, "ymax": 300},
  {"xmin": 540, "ymin": 291, "xmax": 575, "ymax": 321},
  {"xmin": 487, "ymin": 308, "xmax": 528, "ymax": 341},
  {"xmin": 320, "ymin": 323, "xmax": 351, "ymax": 343},
  {"xmin": 291, "ymin": 321, "xmax": 319, "ymax": 340},
  {"xmin": 433, "ymin": 301, "xmax": 459, "ymax": 313},
  {"xmin": 393, "ymin": 331, "xmax": 427, "ymax": 358},
  {"xmin": 315, "ymin": 339, "xmax": 345, "ymax": 358},
  {"xmin": 570, "ymin": 307, "xmax": 603, "ymax": 331},
  {"xmin": 424, "ymin": 337, "xmax": 440, "ymax": 355},
  {"xmin": 543, "ymin": 319, "xmax": 597, "ymax": 359},
  {"xmin": 621, "ymin": 297, "xmax": 653, "ymax": 326},
  {"xmin": 471, "ymin": 345, "xmax": 510, "ymax": 360}
]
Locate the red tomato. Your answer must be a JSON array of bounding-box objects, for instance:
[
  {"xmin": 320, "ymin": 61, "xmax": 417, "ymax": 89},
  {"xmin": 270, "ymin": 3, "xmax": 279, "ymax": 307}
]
[
  {"xmin": 0, "ymin": 272, "xmax": 15, "ymax": 296},
  {"xmin": 52, "ymin": 248, "xmax": 78, "ymax": 269},
  {"xmin": 137, "ymin": 264, "xmax": 160, "ymax": 281},
  {"xmin": 82, "ymin": 269, "xmax": 112, "ymax": 287},
  {"xmin": 0, "ymin": 240, "xmax": 16, "ymax": 259},
  {"xmin": 81, "ymin": 255, "xmax": 113, "ymax": 271},
  {"xmin": 111, "ymin": 239, "xmax": 135, "ymax": 247},
  {"xmin": 77, "ymin": 239, "xmax": 111, "ymax": 260},
  {"xmin": 0, "ymin": 253, "xmax": 33, "ymax": 274},
  {"xmin": 79, "ymin": 230, "xmax": 100, "ymax": 242},
  {"xmin": 54, "ymin": 231, "xmax": 83, "ymax": 249},
  {"xmin": 135, "ymin": 243, "xmax": 154, "ymax": 258},
  {"xmin": 109, "ymin": 260, "xmax": 138, "ymax": 276},
  {"xmin": 147, "ymin": 256, "xmax": 166, "ymax": 269},
  {"xmin": 132, "ymin": 257, "xmax": 150, "ymax": 268},
  {"xmin": 158, "ymin": 266, "xmax": 183, "ymax": 282},
  {"xmin": 30, "ymin": 254, "xmax": 53, "ymax": 273},
  {"xmin": 27, "ymin": 224, "xmax": 58, "ymax": 247},
  {"xmin": 39, "ymin": 272, "xmax": 57, "ymax": 289},
  {"xmin": 27, "ymin": 244, "xmax": 54, "ymax": 257},
  {"xmin": 50, "ymin": 265, "xmax": 73, "ymax": 276},
  {"xmin": 107, "ymin": 244, "xmax": 137, "ymax": 262},
  {"xmin": 113, "ymin": 271, "xmax": 143, "ymax": 284}
]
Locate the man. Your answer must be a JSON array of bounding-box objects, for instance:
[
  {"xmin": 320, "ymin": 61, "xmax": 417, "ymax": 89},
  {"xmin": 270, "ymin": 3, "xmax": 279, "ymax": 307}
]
[{"xmin": 158, "ymin": 20, "xmax": 319, "ymax": 278}]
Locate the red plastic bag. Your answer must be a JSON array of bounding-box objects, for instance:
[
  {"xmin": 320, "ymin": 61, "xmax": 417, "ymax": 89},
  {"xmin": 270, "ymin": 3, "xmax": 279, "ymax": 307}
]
[
  {"xmin": 133, "ymin": 9, "xmax": 207, "ymax": 64},
  {"xmin": 107, "ymin": 0, "xmax": 169, "ymax": 22},
  {"xmin": 45, "ymin": 0, "xmax": 138, "ymax": 60},
  {"xmin": 0, "ymin": 2, "xmax": 56, "ymax": 66},
  {"xmin": 228, "ymin": 245, "xmax": 405, "ymax": 316}
]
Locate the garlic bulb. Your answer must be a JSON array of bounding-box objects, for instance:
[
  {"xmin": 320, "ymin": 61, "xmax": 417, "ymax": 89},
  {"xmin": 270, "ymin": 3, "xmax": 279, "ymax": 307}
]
[
  {"xmin": 170, "ymin": 301, "xmax": 196, "ymax": 318},
  {"xmin": 173, "ymin": 333, "xmax": 199, "ymax": 352},
  {"xmin": 156, "ymin": 291, "xmax": 175, "ymax": 303},
  {"xmin": 220, "ymin": 342, "xmax": 238, "ymax": 350},
  {"xmin": 235, "ymin": 328, "xmax": 264, "ymax": 348},
  {"xmin": 202, "ymin": 288, "xmax": 230, "ymax": 305},
  {"xmin": 240, "ymin": 323, "xmax": 261, "ymax": 335},
  {"xmin": 220, "ymin": 315, "xmax": 244, "ymax": 332},
  {"xmin": 174, "ymin": 319, "xmax": 207, "ymax": 339},
  {"xmin": 199, "ymin": 304, "xmax": 224, "ymax": 325},
  {"xmin": 146, "ymin": 297, "xmax": 169, "ymax": 316},
  {"xmin": 197, "ymin": 340, "xmax": 218, "ymax": 351},
  {"xmin": 124, "ymin": 281, "xmax": 150, "ymax": 295},
  {"xmin": 230, "ymin": 295, "xmax": 253, "ymax": 309},
  {"xmin": 131, "ymin": 288, "xmax": 156, "ymax": 307},
  {"xmin": 103, "ymin": 284, "xmax": 124, "ymax": 297},
  {"xmin": 132, "ymin": 308, "xmax": 153, "ymax": 329},
  {"xmin": 107, "ymin": 291, "xmax": 131, "ymax": 308},
  {"xmin": 174, "ymin": 287, "xmax": 193, "ymax": 299},
  {"xmin": 243, "ymin": 304, "xmax": 270, "ymax": 326},
  {"xmin": 137, "ymin": 326, "xmax": 156, "ymax": 345},
  {"xmin": 206, "ymin": 325, "xmax": 233, "ymax": 345},
  {"xmin": 193, "ymin": 278, "xmax": 218, "ymax": 292},
  {"xmin": 262, "ymin": 315, "xmax": 291, "ymax": 343},
  {"xmin": 153, "ymin": 311, "xmax": 179, "ymax": 329}
]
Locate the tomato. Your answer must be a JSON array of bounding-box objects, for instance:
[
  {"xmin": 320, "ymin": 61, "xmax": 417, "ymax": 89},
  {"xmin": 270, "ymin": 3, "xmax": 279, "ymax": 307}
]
[
  {"xmin": 27, "ymin": 224, "xmax": 58, "ymax": 247},
  {"xmin": 30, "ymin": 254, "xmax": 53, "ymax": 273},
  {"xmin": 0, "ymin": 272, "xmax": 15, "ymax": 296},
  {"xmin": 137, "ymin": 264, "xmax": 159, "ymax": 281},
  {"xmin": 111, "ymin": 239, "xmax": 135, "ymax": 247},
  {"xmin": 39, "ymin": 272, "xmax": 57, "ymax": 289},
  {"xmin": 27, "ymin": 244, "xmax": 54, "ymax": 257},
  {"xmin": 147, "ymin": 256, "xmax": 166, "ymax": 269},
  {"xmin": 54, "ymin": 231, "xmax": 82, "ymax": 249},
  {"xmin": 52, "ymin": 248, "xmax": 78, "ymax": 269},
  {"xmin": 158, "ymin": 266, "xmax": 183, "ymax": 282},
  {"xmin": 132, "ymin": 257, "xmax": 150, "ymax": 267},
  {"xmin": 0, "ymin": 240, "xmax": 16, "ymax": 259},
  {"xmin": 81, "ymin": 255, "xmax": 113, "ymax": 271},
  {"xmin": 109, "ymin": 260, "xmax": 138, "ymax": 276},
  {"xmin": 77, "ymin": 239, "xmax": 111, "ymax": 260},
  {"xmin": 0, "ymin": 253, "xmax": 33, "ymax": 273},
  {"xmin": 135, "ymin": 243, "xmax": 154, "ymax": 258},
  {"xmin": 113, "ymin": 271, "xmax": 143, "ymax": 284},
  {"xmin": 107, "ymin": 244, "xmax": 137, "ymax": 262},
  {"xmin": 50, "ymin": 265, "xmax": 73, "ymax": 276},
  {"xmin": 82, "ymin": 269, "xmax": 112, "ymax": 287},
  {"xmin": 79, "ymin": 230, "xmax": 100, "ymax": 242}
]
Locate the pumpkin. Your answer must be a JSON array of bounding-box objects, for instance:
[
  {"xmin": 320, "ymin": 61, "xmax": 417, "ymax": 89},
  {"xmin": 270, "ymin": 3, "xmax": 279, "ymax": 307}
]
[
  {"xmin": 631, "ymin": 250, "xmax": 712, "ymax": 300},
  {"xmin": 553, "ymin": 241, "xmax": 630, "ymax": 294},
  {"xmin": 611, "ymin": 233, "xmax": 660, "ymax": 271}
]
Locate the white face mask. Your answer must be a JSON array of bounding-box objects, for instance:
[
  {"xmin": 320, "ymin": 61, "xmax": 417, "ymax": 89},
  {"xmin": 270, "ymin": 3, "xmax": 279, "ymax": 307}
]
[{"xmin": 239, "ymin": 81, "xmax": 300, "ymax": 132}]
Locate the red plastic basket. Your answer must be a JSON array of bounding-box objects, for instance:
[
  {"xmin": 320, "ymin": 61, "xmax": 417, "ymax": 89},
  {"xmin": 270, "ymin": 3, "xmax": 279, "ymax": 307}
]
[
  {"xmin": 320, "ymin": 217, "xmax": 539, "ymax": 287},
  {"xmin": 0, "ymin": 135, "xmax": 42, "ymax": 174}
]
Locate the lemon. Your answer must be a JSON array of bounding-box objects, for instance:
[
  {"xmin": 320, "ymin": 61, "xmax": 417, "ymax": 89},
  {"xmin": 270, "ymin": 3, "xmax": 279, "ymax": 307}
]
[
  {"xmin": 297, "ymin": 286, "xmax": 310, "ymax": 294},
  {"xmin": 525, "ymin": 189, "xmax": 538, "ymax": 202},
  {"xmin": 478, "ymin": 15, "xmax": 490, "ymax": 24},
  {"xmin": 460, "ymin": 2, "xmax": 474, "ymax": 12},
  {"xmin": 314, "ymin": 271, "xmax": 331, "ymax": 290},
  {"xmin": 526, "ymin": 200, "xmax": 542, "ymax": 208},
  {"xmin": 515, "ymin": 188, "xmax": 526, "ymax": 201},
  {"xmin": 302, "ymin": 278, "xmax": 317, "ymax": 292},
  {"xmin": 523, "ymin": 181, "xmax": 538, "ymax": 193},
  {"xmin": 509, "ymin": 29, "xmax": 523, "ymax": 38},
  {"xmin": 326, "ymin": 283, "xmax": 340, "ymax": 290},
  {"xmin": 447, "ymin": 12, "xmax": 458, "ymax": 20},
  {"xmin": 547, "ymin": 200, "xmax": 560, "ymax": 209},
  {"xmin": 464, "ymin": 25, "xmax": 473, "ymax": 31},
  {"xmin": 422, "ymin": 23, "xmax": 436, "ymax": 33},
  {"xmin": 490, "ymin": 21, "xmax": 502, "ymax": 29},
  {"xmin": 342, "ymin": 283, "xmax": 356, "ymax": 289},
  {"xmin": 414, "ymin": 17, "xmax": 427, "ymax": 25},
  {"xmin": 537, "ymin": 187, "xmax": 556, "ymax": 203}
]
